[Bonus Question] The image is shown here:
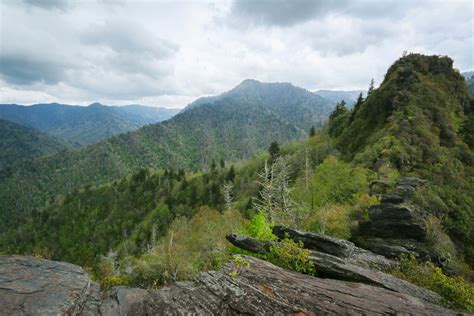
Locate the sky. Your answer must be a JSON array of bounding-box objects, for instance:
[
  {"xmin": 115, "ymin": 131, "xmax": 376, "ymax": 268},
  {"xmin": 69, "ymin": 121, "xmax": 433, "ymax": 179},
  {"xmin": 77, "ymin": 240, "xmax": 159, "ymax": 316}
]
[{"xmin": 0, "ymin": 0, "xmax": 473, "ymax": 108}]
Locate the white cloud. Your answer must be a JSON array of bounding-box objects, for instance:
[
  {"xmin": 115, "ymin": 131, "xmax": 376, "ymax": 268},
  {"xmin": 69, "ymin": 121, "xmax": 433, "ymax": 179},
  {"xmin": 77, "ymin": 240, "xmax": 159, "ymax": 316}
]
[{"xmin": 0, "ymin": 0, "xmax": 472, "ymax": 108}]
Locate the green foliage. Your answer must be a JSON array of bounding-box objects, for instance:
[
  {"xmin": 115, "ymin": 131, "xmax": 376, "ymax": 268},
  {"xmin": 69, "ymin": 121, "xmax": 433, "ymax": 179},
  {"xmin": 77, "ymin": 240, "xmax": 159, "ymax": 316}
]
[
  {"xmin": 125, "ymin": 207, "xmax": 244, "ymax": 287},
  {"xmin": 244, "ymin": 210, "xmax": 276, "ymax": 241},
  {"xmin": 266, "ymin": 237, "xmax": 316, "ymax": 275},
  {"xmin": 293, "ymin": 156, "xmax": 369, "ymax": 210},
  {"xmin": 229, "ymin": 255, "xmax": 251, "ymax": 278},
  {"xmin": 392, "ymin": 255, "xmax": 474, "ymax": 312},
  {"xmin": 303, "ymin": 204, "xmax": 351, "ymax": 239}
]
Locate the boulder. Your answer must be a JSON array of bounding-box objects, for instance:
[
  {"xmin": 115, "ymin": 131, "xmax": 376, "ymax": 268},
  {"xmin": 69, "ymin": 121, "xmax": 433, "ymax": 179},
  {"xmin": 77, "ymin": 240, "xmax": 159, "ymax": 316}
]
[
  {"xmin": 0, "ymin": 255, "xmax": 101, "ymax": 315},
  {"xmin": 100, "ymin": 286, "xmax": 147, "ymax": 316}
]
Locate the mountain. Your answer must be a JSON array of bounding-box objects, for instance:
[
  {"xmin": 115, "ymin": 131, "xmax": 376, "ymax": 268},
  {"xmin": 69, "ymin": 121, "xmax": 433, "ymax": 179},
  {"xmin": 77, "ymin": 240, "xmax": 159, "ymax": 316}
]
[
  {"xmin": 329, "ymin": 54, "xmax": 474, "ymax": 264},
  {"xmin": 462, "ymin": 72, "xmax": 474, "ymax": 96},
  {"xmin": 315, "ymin": 90, "xmax": 365, "ymax": 107},
  {"xmin": 0, "ymin": 119, "xmax": 67, "ymax": 171},
  {"xmin": 0, "ymin": 103, "xmax": 180, "ymax": 145},
  {"xmin": 0, "ymin": 79, "xmax": 334, "ymax": 232}
]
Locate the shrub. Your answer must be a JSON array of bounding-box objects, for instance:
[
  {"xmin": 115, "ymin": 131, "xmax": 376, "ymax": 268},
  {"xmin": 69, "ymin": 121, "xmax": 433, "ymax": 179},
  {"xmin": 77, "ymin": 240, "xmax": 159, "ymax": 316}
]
[
  {"xmin": 266, "ymin": 237, "xmax": 316, "ymax": 276},
  {"xmin": 303, "ymin": 204, "xmax": 351, "ymax": 240},
  {"xmin": 392, "ymin": 255, "xmax": 474, "ymax": 312},
  {"xmin": 244, "ymin": 210, "xmax": 276, "ymax": 241}
]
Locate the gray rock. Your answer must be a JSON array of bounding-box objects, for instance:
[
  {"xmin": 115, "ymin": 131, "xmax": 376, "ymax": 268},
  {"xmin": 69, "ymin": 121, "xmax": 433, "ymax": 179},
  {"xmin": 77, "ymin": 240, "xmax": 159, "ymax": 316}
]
[
  {"xmin": 100, "ymin": 286, "xmax": 147, "ymax": 316},
  {"xmin": 273, "ymin": 226, "xmax": 395, "ymax": 271},
  {"xmin": 0, "ymin": 255, "xmax": 101, "ymax": 315},
  {"xmin": 227, "ymin": 232, "xmax": 442, "ymax": 305},
  {"xmin": 127, "ymin": 256, "xmax": 459, "ymax": 315}
]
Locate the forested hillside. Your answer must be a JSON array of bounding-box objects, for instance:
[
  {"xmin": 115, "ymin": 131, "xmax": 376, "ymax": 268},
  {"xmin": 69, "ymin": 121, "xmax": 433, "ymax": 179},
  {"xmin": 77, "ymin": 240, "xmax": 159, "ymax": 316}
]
[
  {"xmin": 329, "ymin": 54, "xmax": 474, "ymax": 264},
  {"xmin": 0, "ymin": 119, "xmax": 67, "ymax": 171},
  {"xmin": 0, "ymin": 80, "xmax": 334, "ymax": 235},
  {"xmin": 0, "ymin": 103, "xmax": 179, "ymax": 145}
]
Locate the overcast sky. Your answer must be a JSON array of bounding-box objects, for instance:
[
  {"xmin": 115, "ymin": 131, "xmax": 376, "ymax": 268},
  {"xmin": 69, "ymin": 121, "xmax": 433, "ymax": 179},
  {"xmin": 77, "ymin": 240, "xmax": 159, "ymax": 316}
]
[{"xmin": 0, "ymin": 0, "xmax": 473, "ymax": 108}]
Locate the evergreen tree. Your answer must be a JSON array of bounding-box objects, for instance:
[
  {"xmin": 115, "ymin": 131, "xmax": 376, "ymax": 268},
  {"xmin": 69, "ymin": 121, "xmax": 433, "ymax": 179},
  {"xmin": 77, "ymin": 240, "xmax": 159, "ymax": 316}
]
[
  {"xmin": 210, "ymin": 160, "xmax": 216, "ymax": 172},
  {"xmin": 350, "ymin": 93, "xmax": 364, "ymax": 122},
  {"xmin": 219, "ymin": 158, "xmax": 225, "ymax": 169},
  {"xmin": 309, "ymin": 126, "xmax": 316, "ymax": 137},
  {"xmin": 368, "ymin": 78, "xmax": 375, "ymax": 96},
  {"xmin": 226, "ymin": 165, "xmax": 236, "ymax": 182},
  {"xmin": 269, "ymin": 141, "xmax": 281, "ymax": 163}
]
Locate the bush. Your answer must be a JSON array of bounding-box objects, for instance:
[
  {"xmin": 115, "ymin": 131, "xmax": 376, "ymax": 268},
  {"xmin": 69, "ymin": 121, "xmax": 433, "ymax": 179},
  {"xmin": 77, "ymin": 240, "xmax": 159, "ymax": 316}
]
[
  {"xmin": 392, "ymin": 255, "xmax": 474, "ymax": 312},
  {"xmin": 303, "ymin": 204, "xmax": 351, "ymax": 240},
  {"xmin": 266, "ymin": 237, "xmax": 316, "ymax": 276},
  {"xmin": 244, "ymin": 210, "xmax": 276, "ymax": 241}
]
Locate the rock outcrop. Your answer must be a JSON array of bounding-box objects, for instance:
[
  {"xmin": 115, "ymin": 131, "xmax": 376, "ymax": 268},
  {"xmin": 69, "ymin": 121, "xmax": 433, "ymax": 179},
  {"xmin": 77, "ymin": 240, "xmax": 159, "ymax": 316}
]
[
  {"xmin": 0, "ymin": 255, "xmax": 101, "ymax": 315},
  {"xmin": 125, "ymin": 256, "xmax": 459, "ymax": 315},
  {"xmin": 357, "ymin": 177, "xmax": 433, "ymax": 260},
  {"xmin": 227, "ymin": 232, "xmax": 442, "ymax": 305},
  {"xmin": 0, "ymin": 252, "xmax": 463, "ymax": 315}
]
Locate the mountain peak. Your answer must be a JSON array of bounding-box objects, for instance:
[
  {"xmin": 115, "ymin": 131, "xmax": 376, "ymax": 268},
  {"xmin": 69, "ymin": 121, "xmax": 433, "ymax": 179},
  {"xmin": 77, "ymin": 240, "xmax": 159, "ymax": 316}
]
[{"xmin": 88, "ymin": 102, "xmax": 104, "ymax": 107}]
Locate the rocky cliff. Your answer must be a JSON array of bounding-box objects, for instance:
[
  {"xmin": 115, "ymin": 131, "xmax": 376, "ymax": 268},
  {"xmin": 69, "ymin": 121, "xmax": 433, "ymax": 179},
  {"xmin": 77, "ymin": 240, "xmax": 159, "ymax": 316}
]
[{"xmin": 0, "ymin": 254, "xmax": 463, "ymax": 315}]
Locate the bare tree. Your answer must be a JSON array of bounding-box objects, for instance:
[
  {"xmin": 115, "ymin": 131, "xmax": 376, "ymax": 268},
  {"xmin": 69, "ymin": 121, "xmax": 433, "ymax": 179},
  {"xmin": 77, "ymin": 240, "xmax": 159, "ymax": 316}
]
[{"xmin": 221, "ymin": 182, "xmax": 234, "ymax": 211}]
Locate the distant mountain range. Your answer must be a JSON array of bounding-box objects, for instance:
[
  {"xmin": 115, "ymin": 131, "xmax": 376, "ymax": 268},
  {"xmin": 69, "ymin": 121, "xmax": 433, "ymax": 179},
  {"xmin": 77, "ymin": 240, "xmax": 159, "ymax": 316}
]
[
  {"xmin": 0, "ymin": 79, "xmax": 335, "ymax": 226},
  {"xmin": 0, "ymin": 103, "xmax": 180, "ymax": 146},
  {"xmin": 314, "ymin": 90, "xmax": 365, "ymax": 107}
]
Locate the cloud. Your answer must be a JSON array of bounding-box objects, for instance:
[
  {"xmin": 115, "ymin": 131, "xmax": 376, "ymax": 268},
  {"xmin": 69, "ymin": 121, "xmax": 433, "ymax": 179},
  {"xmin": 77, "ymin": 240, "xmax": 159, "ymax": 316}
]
[
  {"xmin": 22, "ymin": 0, "xmax": 71, "ymax": 10},
  {"xmin": 0, "ymin": 55, "xmax": 66, "ymax": 85},
  {"xmin": 0, "ymin": 0, "xmax": 472, "ymax": 108},
  {"xmin": 228, "ymin": 0, "xmax": 429, "ymax": 27}
]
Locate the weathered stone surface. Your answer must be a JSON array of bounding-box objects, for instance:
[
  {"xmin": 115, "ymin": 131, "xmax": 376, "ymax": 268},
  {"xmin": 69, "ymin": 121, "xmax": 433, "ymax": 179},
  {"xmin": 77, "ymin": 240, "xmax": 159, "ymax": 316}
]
[
  {"xmin": 100, "ymin": 286, "xmax": 147, "ymax": 316},
  {"xmin": 226, "ymin": 233, "xmax": 272, "ymax": 254},
  {"xmin": 0, "ymin": 255, "xmax": 101, "ymax": 315},
  {"xmin": 356, "ymin": 177, "xmax": 435, "ymax": 259},
  {"xmin": 127, "ymin": 256, "xmax": 458, "ymax": 315},
  {"xmin": 273, "ymin": 226, "xmax": 395, "ymax": 270},
  {"xmin": 227, "ymin": 232, "xmax": 442, "ymax": 305},
  {"xmin": 0, "ymin": 253, "xmax": 463, "ymax": 315},
  {"xmin": 360, "ymin": 203, "xmax": 427, "ymax": 240}
]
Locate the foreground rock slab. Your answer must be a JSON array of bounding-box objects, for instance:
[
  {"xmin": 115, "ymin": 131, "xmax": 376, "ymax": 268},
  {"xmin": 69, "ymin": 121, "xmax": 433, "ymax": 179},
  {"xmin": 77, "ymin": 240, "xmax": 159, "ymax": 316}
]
[
  {"xmin": 0, "ymin": 254, "xmax": 463, "ymax": 315},
  {"xmin": 127, "ymin": 256, "xmax": 459, "ymax": 315},
  {"xmin": 0, "ymin": 255, "xmax": 100, "ymax": 315}
]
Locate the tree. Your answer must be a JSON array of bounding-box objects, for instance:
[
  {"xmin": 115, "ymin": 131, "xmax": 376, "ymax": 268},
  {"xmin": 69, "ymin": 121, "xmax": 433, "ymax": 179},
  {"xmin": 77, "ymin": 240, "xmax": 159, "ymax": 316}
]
[
  {"xmin": 221, "ymin": 182, "xmax": 234, "ymax": 211},
  {"xmin": 219, "ymin": 158, "xmax": 225, "ymax": 169},
  {"xmin": 269, "ymin": 141, "xmax": 281, "ymax": 163},
  {"xmin": 350, "ymin": 92, "xmax": 364, "ymax": 122},
  {"xmin": 329, "ymin": 100, "xmax": 348, "ymax": 120},
  {"xmin": 253, "ymin": 157, "xmax": 300, "ymax": 226},
  {"xmin": 309, "ymin": 126, "xmax": 316, "ymax": 137},
  {"xmin": 210, "ymin": 160, "xmax": 216, "ymax": 172},
  {"xmin": 368, "ymin": 78, "xmax": 375, "ymax": 96},
  {"xmin": 226, "ymin": 165, "xmax": 236, "ymax": 182}
]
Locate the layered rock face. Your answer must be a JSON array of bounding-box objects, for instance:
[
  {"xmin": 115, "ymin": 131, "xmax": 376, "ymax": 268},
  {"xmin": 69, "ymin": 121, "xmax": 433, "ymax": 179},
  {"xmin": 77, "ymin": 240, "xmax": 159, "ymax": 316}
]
[
  {"xmin": 0, "ymin": 254, "xmax": 462, "ymax": 315},
  {"xmin": 356, "ymin": 177, "xmax": 434, "ymax": 260}
]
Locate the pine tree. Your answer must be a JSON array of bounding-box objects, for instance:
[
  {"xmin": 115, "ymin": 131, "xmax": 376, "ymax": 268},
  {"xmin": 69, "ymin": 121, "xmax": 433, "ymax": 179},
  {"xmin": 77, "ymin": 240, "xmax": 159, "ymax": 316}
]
[
  {"xmin": 368, "ymin": 78, "xmax": 375, "ymax": 96},
  {"xmin": 269, "ymin": 141, "xmax": 281, "ymax": 163},
  {"xmin": 219, "ymin": 158, "xmax": 225, "ymax": 169},
  {"xmin": 309, "ymin": 126, "xmax": 316, "ymax": 137},
  {"xmin": 226, "ymin": 165, "xmax": 236, "ymax": 182}
]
